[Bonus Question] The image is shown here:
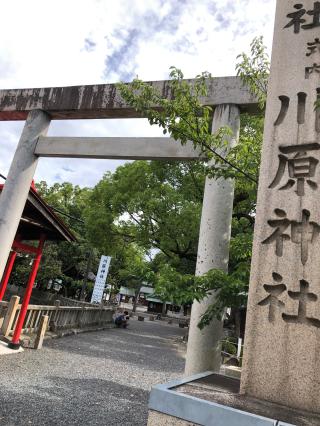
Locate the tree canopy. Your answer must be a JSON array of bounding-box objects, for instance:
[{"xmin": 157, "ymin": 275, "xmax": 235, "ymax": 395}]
[{"xmin": 112, "ymin": 36, "xmax": 269, "ymax": 326}]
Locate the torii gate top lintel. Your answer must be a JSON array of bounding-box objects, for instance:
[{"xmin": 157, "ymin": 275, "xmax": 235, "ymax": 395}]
[{"xmin": 0, "ymin": 76, "xmax": 259, "ymax": 121}]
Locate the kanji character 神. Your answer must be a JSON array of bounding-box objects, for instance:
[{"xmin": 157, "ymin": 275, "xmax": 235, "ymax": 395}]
[
  {"xmin": 261, "ymin": 209, "xmax": 290, "ymax": 257},
  {"xmin": 262, "ymin": 209, "xmax": 320, "ymax": 265},
  {"xmin": 269, "ymin": 143, "xmax": 320, "ymax": 196}
]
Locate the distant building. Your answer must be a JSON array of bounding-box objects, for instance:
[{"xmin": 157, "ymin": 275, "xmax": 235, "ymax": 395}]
[
  {"xmin": 117, "ymin": 285, "xmax": 190, "ymax": 316},
  {"xmin": 118, "ymin": 285, "xmax": 154, "ymax": 305}
]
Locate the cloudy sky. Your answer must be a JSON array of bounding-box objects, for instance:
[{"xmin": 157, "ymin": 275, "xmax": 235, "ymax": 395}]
[{"xmin": 0, "ymin": 0, "xmax": 276, "ymax": 187}]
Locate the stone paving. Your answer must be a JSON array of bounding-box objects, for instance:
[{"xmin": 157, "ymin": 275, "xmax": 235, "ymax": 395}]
[{"xmin": 0, "ymin": 318, "xmax": 186, "ymax": 425}]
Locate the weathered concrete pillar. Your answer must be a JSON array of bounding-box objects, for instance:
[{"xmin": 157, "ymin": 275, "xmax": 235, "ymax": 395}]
[
  {"xmin": 1, "ymin": 295, "xmax": 20, "ymax": 337},
  {"xmin": 34, "ymin": 315, "xmax": 49, "ymax": 350},
  {"xmin": 185, "ymin": 104, "xmax": 240, "ymax": 376},
  {"xmin": 241, "ymin": 0, "xmax": 320, "ymax": 414},
  {"xmin": 0, "ymin": 110, "xmax": 50, "ymax": 282}
]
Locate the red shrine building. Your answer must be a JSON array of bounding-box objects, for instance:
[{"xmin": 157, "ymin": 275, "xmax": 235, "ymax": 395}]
[{"xmin": 0, "ymin": 182, "xmax": 75, "ymax": 348}]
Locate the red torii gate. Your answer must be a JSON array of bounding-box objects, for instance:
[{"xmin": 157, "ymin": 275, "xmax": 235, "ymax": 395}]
[{"xmin": 0, "ymin": 182, "xmax": 75, "ymax": 348}]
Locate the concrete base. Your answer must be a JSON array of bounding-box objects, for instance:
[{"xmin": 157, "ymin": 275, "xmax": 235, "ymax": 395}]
[
  {"xmin": 148, "ymin": 372, "xmax": 320, "ymax": 426},
  {"xmin": 148, "ymin": 411, "xmax": 198, "ymax": 425},
  {"xmin": 0, "ymin": 340, "xmax": 24, "ymax": 355},
  {"xmin": 221, "ymin": 365, "xmax": 242, "ymax": 380}
]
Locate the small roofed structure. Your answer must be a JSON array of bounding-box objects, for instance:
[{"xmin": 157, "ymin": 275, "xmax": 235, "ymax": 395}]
[
  {"xmin": 2, "ymin": 182, "xmax": 75, "ymax": 243},
  {"xmin": 0, "ymin": 182, "xmax": 76, "ymax": 349}
]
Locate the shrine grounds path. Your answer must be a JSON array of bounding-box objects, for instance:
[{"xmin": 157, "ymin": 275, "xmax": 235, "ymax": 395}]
[{"xmin": 0, "ymin": 318, "xmax": 186, "ymax": 425}]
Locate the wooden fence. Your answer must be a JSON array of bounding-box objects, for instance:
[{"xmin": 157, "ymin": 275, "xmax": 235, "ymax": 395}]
[
  {"xmin": 0, "ymin": 301, "xmax": 8, "ymax": 329},
  {"xmin": 58, "ymin": 296, "xmax": 99, "ymax": 308},
  {"xmin": 0, "ymin": 298, "xmax": 114, "ymax": 337}
]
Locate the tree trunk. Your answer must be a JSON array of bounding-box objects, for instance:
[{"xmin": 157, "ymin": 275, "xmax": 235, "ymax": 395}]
[
  {"xmin": 132, "ymin": 286, "xmax": 141, "ymax": 313},
  {"xmin": 162, "ymin": 302, "xmax": 167, "ymax": 316}
]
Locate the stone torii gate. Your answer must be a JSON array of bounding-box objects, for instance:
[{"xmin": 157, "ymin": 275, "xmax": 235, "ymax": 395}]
[{"xmin": 0, "ymin": 77, "xmax": 259, "ymax": 358}]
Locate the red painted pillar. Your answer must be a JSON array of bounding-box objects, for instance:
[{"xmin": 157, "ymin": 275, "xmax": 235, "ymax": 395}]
[
  {"xmin": 0, "ymin": 251, "xmax": 17, "ymax": 301},
  {"xmin": 9, "ymin": 234, "xmax": 46, "ymax": 349}
]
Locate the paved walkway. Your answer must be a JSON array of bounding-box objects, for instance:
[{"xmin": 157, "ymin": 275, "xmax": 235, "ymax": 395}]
[{"xmin": 0, "ymin": 319, "xmax": 186, "ymax": 425}]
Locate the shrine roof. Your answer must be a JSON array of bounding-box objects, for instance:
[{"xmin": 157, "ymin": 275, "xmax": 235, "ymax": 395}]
[{"xmin": 0, "ymin": 184, "xmax": 76, "ymax": 242}]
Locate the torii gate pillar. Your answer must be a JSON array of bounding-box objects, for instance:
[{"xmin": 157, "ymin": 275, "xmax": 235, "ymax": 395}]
[
  {"xmin": 0, "ymin": 110, "xmax": 50, "ymax": 282},
  {"xmin": 185, "ymin": 104, "xmax": 240, "ymax": 375}
]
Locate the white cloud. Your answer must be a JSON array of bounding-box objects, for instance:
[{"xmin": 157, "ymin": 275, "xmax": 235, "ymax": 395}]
[{"xmin": 0, "ymin": 0, "xmax": 276, "ymax": 187}]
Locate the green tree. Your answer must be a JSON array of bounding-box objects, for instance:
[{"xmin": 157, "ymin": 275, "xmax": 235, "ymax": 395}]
[
  {"xmin": 117, "ymin": 245, "xmax": 155, "ymax": 312},
  {"xmin": 10, "ymin": 242, "xmax": 62, "ymax": 291},
  {"xmin": 114, "ymin": 36, "xmax": 270, "ymax": 331},
  {"xmin": 35, "ymin": 181, "xmax": 101, "ymax": 300},
  {"xmin": 85, "ymin": 161, "xmax": 204, "ymax": 273},
  {"xmin": 27, "ymin": 37, "xmax": 269, "ymax": 327},
  {"xmin": 36, "ymin": 181, "xmax": 91, "ymax": 235},
  {"xmin": 235, "ymin": 36, "xmax": 270, "ymax": 108}
]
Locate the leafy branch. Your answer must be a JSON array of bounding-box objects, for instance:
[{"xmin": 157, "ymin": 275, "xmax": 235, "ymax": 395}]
[
  {"xmin": 235, "ymin": 36, "xmax": 270, "ymax": 109},
  {"xmin": 117, "ymin": 67, "xmax": 257, "ymax": 183}
]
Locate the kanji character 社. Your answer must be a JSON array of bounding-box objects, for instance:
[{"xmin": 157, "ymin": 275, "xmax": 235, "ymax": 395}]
[
  {"xmin": 284, "ymin": 4, "xmax": 306, "ymax": 33},
  {"xmin": 282, "ymin": 279, "xmax": 320, "ymax": 327},
  {"xmin": 302, "ymin": 1, "xmax": 320, "ymax": 29},
  {"xmin": 258, "ymin": 272, "xmax": 287, "ymax": 322}
]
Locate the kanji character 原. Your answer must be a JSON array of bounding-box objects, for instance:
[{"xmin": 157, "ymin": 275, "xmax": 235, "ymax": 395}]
[{"xmin": 269, "ymin": 143, "xmax": 320, "ymax": 196}]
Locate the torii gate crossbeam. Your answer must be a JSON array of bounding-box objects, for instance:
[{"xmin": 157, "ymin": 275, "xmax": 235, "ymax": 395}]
[{"xmin": 0, "ymin": 76, "xmax": 258, "ymax": 121}]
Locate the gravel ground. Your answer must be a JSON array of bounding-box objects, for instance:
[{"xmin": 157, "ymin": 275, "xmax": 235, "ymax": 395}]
[{"xmin": 0, "ymin": 319, "xmax": 186, "ymax": 426}]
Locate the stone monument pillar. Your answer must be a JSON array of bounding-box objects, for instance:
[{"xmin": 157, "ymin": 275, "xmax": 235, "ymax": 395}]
[
  {"xmin": 185, "ymin": 104, "xmax": 240, "ymax": 376},
  {"xmin": 241, "ymin": 0, "xmax": 320, "ymax": 413}
]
